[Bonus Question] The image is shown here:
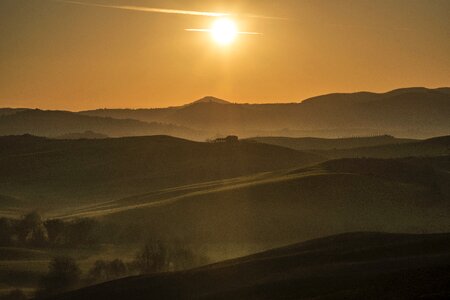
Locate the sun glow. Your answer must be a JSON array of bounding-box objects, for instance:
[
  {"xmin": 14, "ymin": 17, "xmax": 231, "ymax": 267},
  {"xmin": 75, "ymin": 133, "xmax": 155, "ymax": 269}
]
[{"xmin": 211, "ymin": 18, "xmax": 238, "ymax": 45}]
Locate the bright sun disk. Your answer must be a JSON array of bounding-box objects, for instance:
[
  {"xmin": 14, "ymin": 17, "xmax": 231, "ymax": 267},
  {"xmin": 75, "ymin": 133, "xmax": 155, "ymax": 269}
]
[{"xmin": 211, "ymin": 18, "xmax": 238, "ymax": 45}]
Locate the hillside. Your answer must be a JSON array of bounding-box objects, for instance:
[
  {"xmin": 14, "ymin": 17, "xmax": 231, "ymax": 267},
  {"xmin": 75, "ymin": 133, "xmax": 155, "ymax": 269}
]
[
  {"xmin": 248, "ymin": 135, "xmax": 416, "ymax": 151},
  {"xmin": 322, "ymin": 135, "xmax": 450, "ymax": 159},
  {"xmin": 54, "ymin": 131, "xmax": 109, "ymax": 140},
  {"xmin": 50, "ymin": 232, "xmax": 450, "ymax": 300},
  {"xmin": 251, "ymin": 135, "xmax": 450, "ymax": 159},
  {"xmin": 0, "ymin": 109, "xmax": 202, "ymax": 139},
  {"xmin": 80, "ymin": 87, "xmax": 450, "ymax": 139},
  {"xmin": 0, "ymin": 135, "xmax": 323, "ymax": 209},
  {"xmin": 56, "ymin": 156, "xmax": 450, "ymax": 257}
]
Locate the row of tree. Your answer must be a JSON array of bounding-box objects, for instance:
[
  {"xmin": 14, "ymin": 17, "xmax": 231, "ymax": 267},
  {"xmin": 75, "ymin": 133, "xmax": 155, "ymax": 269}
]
[
  {"xmin": 35, "ymin": 239, "xmax": 208, "ymax": 298},
  {"xmin": 0, "ymin": 212, "xmax": 97, "ymax": 248}
]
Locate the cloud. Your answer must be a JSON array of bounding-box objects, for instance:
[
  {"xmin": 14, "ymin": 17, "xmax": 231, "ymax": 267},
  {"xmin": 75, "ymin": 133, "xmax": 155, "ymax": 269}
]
[
  {"xmin": 55, "ymin": 0, "xmax": 285, "ymax": 20},
  {"xmin": 56, "ymin": 0, "xmax": 228, "ymax": 17},
  {"xmin": 185, "ymin": 29, "xmax": 262, "ymax": 35}
]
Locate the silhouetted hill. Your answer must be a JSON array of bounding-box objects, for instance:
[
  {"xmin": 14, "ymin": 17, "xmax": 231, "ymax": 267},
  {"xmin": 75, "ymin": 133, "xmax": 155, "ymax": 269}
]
[
  {"xmin": 322, "ymin": 135, "xmax": 450, "ymax": 159},
  {"xmin": 54, "ymin": 131, "xmax": 109, "ymax": 139},
  {"xmin": 187, "ymin": 96, "xmax": 232, "ymax": 105},
  {"xmin": 248, "ymin": 135, "xmax": 416, "ymax": 151},
  {"xmin": 50, "ymin": 232, "xmax": 450, "ymax": 300},
  {"xmin": 0, "ymin": 108, "xmax": 27, "ymax": 116},
  {"xmin": 80, "ymin": 87, "xmax": 450, "ymax": 139},
  {"xmin": 0, "ymin": 135, "xmax": 323, "ymax": 208},
  {"xmin": 59, "ymin": 156, "xmax": 450, "ymax": 254},
  {"xmin": 0, "ymin": 109, "xmax": 201, "ymax": 139}
]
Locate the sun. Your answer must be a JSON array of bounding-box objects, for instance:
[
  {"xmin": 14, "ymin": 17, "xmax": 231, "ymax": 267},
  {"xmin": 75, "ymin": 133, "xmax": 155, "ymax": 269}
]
[{"xmin": 211, "ymin": 18, "xmax": 238, "ymax": 45}]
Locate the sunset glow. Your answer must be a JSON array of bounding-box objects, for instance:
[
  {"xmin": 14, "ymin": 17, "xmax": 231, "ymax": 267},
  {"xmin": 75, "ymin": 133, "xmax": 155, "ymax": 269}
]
[{"xmin": 211, "ymin": 18, "xmax": 238, "ymax": 45}]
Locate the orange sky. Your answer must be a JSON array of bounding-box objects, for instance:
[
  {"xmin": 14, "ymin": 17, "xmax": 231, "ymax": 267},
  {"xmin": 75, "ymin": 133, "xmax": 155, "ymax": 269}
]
[{"xmin": 0, "ymin": 0, "xmax": 449, "ymax": 110}]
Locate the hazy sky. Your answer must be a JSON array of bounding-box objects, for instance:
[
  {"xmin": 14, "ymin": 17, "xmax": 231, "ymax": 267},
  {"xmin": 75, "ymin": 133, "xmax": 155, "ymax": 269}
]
[{"xmin": 0, "ymin": 0, "xmax": 449, "ymax": 110}]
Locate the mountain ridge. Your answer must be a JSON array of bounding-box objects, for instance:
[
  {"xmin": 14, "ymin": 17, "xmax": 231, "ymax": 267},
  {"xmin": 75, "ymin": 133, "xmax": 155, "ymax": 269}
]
[{"xmin": 1, "ymin": 87, "xmax": 449, "ymax": 139}]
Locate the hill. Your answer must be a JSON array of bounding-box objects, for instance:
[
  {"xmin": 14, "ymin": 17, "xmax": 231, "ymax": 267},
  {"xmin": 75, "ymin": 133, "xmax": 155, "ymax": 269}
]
[
  {"xmin": 248, "ymin": 135, "xmax": 416, "ymax": 151},
  {"xmin": 322, "ymin": 135, "xmax": 450, "ymax": 159},
  {"xmin": 54, "ymin": 131, "xmax": 109, "ymax": 140},
  {"xmin": 250, "ymin": 135, "xmax": 450, "ymax": 159},
  {"xmin": 80, "ymin": 87, "xmax": 450, "ymax": 139},
  {"xmin": 57, "ymin": 156, "xmax": 450, "ymax": 257},
  {"xmin": 0, "ymin": 109, "xmax": 202, "ymax": 139},
  {"xmin": 50, "ymin": 232, "xmax": 450, "ymax": 300},
  {"xmin": 0, "ymin": 135, "xmax": 323, "ymax": 209},
  {"xmin": 187, "ymin": 96, "xmax": 232, "ymax": 106}
]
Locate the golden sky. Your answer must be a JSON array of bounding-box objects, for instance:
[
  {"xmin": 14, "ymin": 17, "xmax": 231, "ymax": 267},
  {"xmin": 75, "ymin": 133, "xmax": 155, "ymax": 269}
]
[{"xmin": 0, "ymin": 0, "xmax": 449, "ymax": 110}]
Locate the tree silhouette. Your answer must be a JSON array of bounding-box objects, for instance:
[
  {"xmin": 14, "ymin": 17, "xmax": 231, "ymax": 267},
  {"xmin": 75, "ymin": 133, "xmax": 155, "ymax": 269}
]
[
  {"xmin": 17, "ymin": 211, "xmax": 48, "ymax": 247},
  {"xmin": 36, "ymin": 256, "xmax": 81, "ymax": 298}
]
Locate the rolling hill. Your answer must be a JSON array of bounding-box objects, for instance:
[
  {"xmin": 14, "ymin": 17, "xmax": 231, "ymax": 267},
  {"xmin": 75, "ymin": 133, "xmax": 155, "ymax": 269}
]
[
  {"xmin": 50, "ymin": 232, "xmax": 450, "ymax": 300},
  {"xmin": 321, "ymin": 135, "xmax": 450, "ymax": 159},
  {"xmin": 250, "ymin": 135, "xmax": 450, "ymax": 159},
  {"xmin": 55, "ymin": 156, "xmax": 450, "ymax": 258},
  {"xmin": 0, "ymin": 135, "xmax": 323, "ymax": 210},
  {"xmin": 247, "ymin": 135, "xmax": 417, "ymax": 151},
  {"xmin": 81, "ymin": 87, "xmax": 450, "ymax": 139},
  {"xmin": 0, "ymin": 109, "xmax": 202, "ymax": 139}
]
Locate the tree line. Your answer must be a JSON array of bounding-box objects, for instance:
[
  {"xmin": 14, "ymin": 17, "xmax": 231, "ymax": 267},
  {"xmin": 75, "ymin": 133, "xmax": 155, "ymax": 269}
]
[
  {"xmin": 0, "ymin": 211, "xmax": 97, "ymax": 248},
  {"xmin": 35, "ymin": 239, "xmax": 207, "ymax": 298}
]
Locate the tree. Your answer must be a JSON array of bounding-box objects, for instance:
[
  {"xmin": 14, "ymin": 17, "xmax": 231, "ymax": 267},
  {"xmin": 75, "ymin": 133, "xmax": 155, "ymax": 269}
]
[
  {"xmin": 0, "ymin": 218, "xmax": 15, "ymax": 246},
  {"xmin": 17, "ymin": 211, "xmax": 48, "ymax": 247},
  {"xmin": 108, "ymin": 259, "xmax": 127, "ymax": 279},
  {"xmin": 133, "ymin": 239, "xmax": 169, "ymax": 274},
  {"xmin": 88, "ymin": 259, "xmax": 128, "ymax": 283},
  {"xmin": 65, "ymin": 218, "xmax": 98, "ymax": 247},
  {"xmin": 132, "ymin": 239, "xmax": 206, "ymax": 274},
  {"xmin": 44, "ymin": 219, "xmax": 66, "ymax": 246},
  {"xmin": 36, "ymin": 256, "xmax": 81, "ymax": 298}
]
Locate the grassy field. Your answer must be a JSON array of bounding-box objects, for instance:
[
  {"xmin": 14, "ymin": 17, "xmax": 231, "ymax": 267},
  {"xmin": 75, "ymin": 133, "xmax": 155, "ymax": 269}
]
[
  {"xmin": 1, "ymin": 136, "xmax": 449, "ymax": 298},
  {"xmin": 0, "ymin": 135, "xmax": 323, "ymax": 211},
  {"xmin": 45, "ymin": 156, "xmax": 450, "ymax": 262},
  {"xmin": 50, "ymin": 232, "xmax": 450, "ymax": 300}
]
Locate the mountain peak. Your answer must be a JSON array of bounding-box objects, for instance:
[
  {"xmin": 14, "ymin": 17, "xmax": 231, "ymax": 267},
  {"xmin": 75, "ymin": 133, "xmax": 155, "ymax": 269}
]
[{"xmin": 188, "ymin": 96, "xmax": 231, "ymax": 105}]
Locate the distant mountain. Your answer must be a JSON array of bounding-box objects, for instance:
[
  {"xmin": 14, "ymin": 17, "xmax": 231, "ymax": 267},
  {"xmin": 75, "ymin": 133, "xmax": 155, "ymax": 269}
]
[
  {"xmin": 0, "ymin": 135, "xmax": 323, "ymax": 207},
  {"xmin": 187, "ymin": 96, "xmax": 232, "ymax": 106},
  {"xmin": 0, "ymin": 109, "xmax": 202, "ymax": 139},
  {"xmin": 80, "ymin": 87, "xmax": 450, "ymax": 139},
  {"xmin": 51, "ymin": 232, "xmax": 450, "ymax": 300}
]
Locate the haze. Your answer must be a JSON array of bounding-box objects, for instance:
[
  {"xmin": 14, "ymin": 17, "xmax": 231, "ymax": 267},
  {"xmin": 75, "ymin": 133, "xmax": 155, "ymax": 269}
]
[{"xmin": 0, "ymin": 0, "xmax": 449, "ymax": 110}]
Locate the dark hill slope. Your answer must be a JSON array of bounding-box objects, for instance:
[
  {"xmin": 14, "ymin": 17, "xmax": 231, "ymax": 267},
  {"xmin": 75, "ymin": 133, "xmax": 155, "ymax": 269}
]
[
  {"xmin": 248, "ymin": 135, "xmax": 416, "ymax": 151},
  {"xmin": 51, "ymin": 232, "xmax": 450, "ymax": 300},
  {"xmin": 0, "ymin": 109, "xmax": 201, "ymax": 139},
  {"xmin": 61, "ymin": 157, "xmax": 450, "ymax": 253},
  {"xmin": 0, "ymin": 135, "xmax": 323, "ymax": 208},
  {"xmin": 322, "ymin": 135, "xmax": 450, "ymax": 159}
]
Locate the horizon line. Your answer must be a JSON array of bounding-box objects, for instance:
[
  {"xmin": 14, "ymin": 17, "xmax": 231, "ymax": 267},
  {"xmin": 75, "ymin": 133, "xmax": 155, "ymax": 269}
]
[{"xmin": 0, "ymin": 86, "xmax": 447, "ymax": 112}]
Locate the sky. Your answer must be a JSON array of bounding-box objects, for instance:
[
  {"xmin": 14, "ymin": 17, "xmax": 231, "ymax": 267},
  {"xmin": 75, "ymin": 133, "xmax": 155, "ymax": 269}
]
[{"xmin": 0, "ymin": 0, "xmax": 449, "ymax": 110}]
